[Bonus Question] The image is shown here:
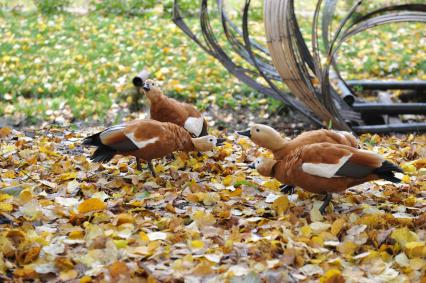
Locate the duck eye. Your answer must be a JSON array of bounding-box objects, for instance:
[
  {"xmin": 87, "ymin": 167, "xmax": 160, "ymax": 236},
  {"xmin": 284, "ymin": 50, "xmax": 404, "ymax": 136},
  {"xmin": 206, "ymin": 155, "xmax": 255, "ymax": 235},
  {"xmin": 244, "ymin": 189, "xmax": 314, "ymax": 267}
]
[
  {"xmin": 209, "ymin": 139, "xmax": 213, "ymax": 142},
  {"xmin": 256, "ymin": 129, "xmax": 260, "ymax": 132}
]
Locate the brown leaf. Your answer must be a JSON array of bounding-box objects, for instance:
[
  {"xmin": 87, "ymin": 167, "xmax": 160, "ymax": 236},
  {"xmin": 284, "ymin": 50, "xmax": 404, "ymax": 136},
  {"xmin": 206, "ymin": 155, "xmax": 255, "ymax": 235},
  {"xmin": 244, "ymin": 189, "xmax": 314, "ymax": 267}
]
[{"xmin": 108, "ymin": 261, "xmax": 130, "ymax": 279}]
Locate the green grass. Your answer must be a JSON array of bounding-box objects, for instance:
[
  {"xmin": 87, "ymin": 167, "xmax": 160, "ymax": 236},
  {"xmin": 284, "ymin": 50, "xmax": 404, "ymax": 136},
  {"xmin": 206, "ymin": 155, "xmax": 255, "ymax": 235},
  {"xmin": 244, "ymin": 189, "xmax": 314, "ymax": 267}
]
[
  {"xmin": 0, "ymin": 2, "xmax": 425, "ymax": 124},
  {"xmin": 0, "ymin": 10, "xmax": 262, "ymax": 123}
]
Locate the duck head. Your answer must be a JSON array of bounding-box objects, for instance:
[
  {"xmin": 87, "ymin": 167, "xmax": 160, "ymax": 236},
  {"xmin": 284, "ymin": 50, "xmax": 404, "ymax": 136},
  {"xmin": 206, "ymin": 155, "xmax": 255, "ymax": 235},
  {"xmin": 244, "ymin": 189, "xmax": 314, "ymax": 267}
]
[
  {"xmin": 142, "ymin": 79, "xmax": 162, "ymax": 100},
  {"xmin": 192, "ymin": 135, "xmax": 226, "ymax": 151},
  {"xmin": 249, "ymin": 157, "xmax": 277, "ymax": 177},
  {"xmin": 237, "ymin": 124, "xmax": 285, "ymax": 151}
]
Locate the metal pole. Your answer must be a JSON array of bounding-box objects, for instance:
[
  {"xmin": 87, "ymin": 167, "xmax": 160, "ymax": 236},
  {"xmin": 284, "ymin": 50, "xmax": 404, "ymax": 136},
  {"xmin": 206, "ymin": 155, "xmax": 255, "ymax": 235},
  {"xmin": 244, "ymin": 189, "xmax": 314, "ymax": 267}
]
[
  {"xmin": 352, "ymin": 103, "xmax": 426, "ymax": 115},
  {"xmin": 347, "ymin": 80, "xmax": 426, "ymax": 90},
  {"xmin": 353, "ymin": 122, "xmax": 426, "ymax": 134}
]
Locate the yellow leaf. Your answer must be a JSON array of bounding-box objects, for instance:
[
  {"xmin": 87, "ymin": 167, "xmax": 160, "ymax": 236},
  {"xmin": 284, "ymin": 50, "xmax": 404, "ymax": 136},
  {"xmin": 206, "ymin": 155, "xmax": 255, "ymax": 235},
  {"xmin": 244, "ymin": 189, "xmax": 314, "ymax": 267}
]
[
  {"xmin": 2, "ymin": 170, "xmax": 15, "ymax": 178},
  {"xmin": 0, "ymin": 127, "xmax": 11, "ymax": 138},
  {"xmin": 310, "ymin": 235, "xmax": 324, "ymax": 248},
  {"xmin": 113, "ymin": 240, "xmax": 128, "ymax": 249},
  {"xmin": 78, "ymin": 198, "xmax": 106, "ymax": 213},
  {"xmin": 200, "ymin": 192, "xmax": 220, "ymax": 206},
  {"xmin": 115, "ymin": 213, "xmax": 134, "ymax": 226},
  {"xmin": 320, "ymin": 269, "xmax": 344, "ymax": 283},
  {"xmin": 59, "ymin": 172, "xmax": 77, "ymax": 181},
  {"xmin": 404, "ymin": 241, "xmax": 426, "ymax": 258},
  {"xmin": 192, "ymin": 261, "xmax": 214, "ymax": 276},
  {"xmin": 401, "ymin": 163, "xmax": 416, "ymax": 174},
  {"xmin": 139, "ymin": 231, "xmax": 149, "ymax": 242},
  {"xmin": 331, "ymin": 218, "xmax": 346, "ymax": 236},
  {"xmin": 192, "ymin": 211, "xmax": 215, "ymax": 227},
  {"xmin": 300, "ymin": 225, "xmax": 312, "ymax": 237},
  {"xmin": 263, "ymin": 180, "xmax": 281, "ymax": 191},
  {"xmin": 14, "ymin": 267, "xmax": 37, "ymax": 279},
  {"xmin": 80, "ymin": 275, "xmax": 92, "ymax": 283},
  {"xmin": 390, "ymin": 227, "xmax": 419, "ymax": 248},
  {"xmin": 147, "ymin": 275, "xmax": 157, "ymax": 283},
  {"xmin": 59, "ymin": 270, "xmax": 78, "ymax": 281},
  {"xmin": 190, "ymin": 240, "xmax": 205, "ymax": 249},
  {"xmin": 0, "ymin": 194, "xmax": 11, "ymax": 201},
  {"xmin": 401, "ymin": 175, "xmax": 411, "ymax": 183},
  {"xmin": 0, "ymin": 202, "xmax": 13, "ymax": 212},
  {"xmin": 69, "ymin": 230, "xmax": 84, "ymax": 239},
  {"xmin": 337, "ymin": 241, "xmax": 357, "ymax": 257},
  {"xmin": 223, "ymin": 175, "xmax": 233, "ymax": 186},
  {"xmin": 19, "ymin": 190, "xmax": 33, "ymax": 203},
  {"xmin": 272, "ymin": 196, "xmax": 289, "ymax": 216}
]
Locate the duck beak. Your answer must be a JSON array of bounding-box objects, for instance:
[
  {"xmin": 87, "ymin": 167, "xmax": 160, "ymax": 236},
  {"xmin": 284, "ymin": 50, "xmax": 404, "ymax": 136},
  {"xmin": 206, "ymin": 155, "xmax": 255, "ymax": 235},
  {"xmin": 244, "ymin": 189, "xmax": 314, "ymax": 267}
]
[
  {"xmin": 237, "ymin": 129, "xmax": 251, "ymax": 138},
  {"xmin": 216, "ymin": 138, "xmax": 226, "ymax": 146},
  {"xmin": 143, "ymin": 82, "xmax": 150, "ymax": 91},
  {"xmin": 248, "ymin": 162, "xmax": 256, "ymax": 169}
]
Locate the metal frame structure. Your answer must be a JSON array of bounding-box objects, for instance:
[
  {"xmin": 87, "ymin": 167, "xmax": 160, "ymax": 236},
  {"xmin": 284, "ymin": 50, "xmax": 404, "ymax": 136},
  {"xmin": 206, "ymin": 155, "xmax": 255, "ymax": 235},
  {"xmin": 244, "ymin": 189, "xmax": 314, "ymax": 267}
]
[{"xmin": 173, "ymin": 0, "xmax": 426, "ymax": 133}]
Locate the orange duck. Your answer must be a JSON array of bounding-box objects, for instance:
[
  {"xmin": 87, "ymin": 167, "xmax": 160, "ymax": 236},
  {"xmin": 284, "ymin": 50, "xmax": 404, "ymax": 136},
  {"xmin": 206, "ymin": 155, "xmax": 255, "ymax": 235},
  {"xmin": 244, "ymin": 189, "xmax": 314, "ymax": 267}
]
[
  {"xmin": 238, "ymin": 124, "xmax": 358, "ymax": 193},
  {"xmin": 142, "ymin": 80, "xmax": 208, "ymax": 137},
  {"xmin": 237, "ymin": 124, "xmax": 357, "ymax": 159},
  {"xmin": 250, "ymin": 142, "xmax": 402, "ymax": 214},
  {"xmin": 82, "ymin": 119, "xmax": 224, "ymax": 176}
]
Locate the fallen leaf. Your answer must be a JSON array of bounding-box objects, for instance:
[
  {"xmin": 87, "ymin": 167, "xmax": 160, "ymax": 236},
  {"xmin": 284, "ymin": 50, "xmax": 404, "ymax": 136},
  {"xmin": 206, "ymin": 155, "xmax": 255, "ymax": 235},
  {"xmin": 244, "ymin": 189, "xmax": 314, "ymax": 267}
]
[{"xmin": 78, "ymin": 198, "xmax": 107, "ymax": 213}]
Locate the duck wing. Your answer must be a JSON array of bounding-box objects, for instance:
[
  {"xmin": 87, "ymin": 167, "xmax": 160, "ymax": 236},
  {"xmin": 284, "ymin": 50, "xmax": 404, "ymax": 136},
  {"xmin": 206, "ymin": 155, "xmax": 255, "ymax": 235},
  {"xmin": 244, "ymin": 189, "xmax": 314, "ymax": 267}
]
[
  {"xmin": 83, "ymin": 120, "xmax": 163, "ymax": 162},
  {"xmin": 298, "ymin": 143, "xmax": 401, "ymax": 181}
]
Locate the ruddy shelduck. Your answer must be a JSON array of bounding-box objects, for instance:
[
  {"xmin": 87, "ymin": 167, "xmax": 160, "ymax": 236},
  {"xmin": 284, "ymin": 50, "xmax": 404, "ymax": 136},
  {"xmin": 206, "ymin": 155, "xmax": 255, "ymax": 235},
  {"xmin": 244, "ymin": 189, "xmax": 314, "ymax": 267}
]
[
  {"xmin": 250, "ymin": 142, "xmax": 402, "ymax": 214},
  {"xmin": 237, "ymin": 124, "xmax": 357, "ymax": 159},
  {"xmin": 238, "ymin": 124, "xmax": 358, "ymax": 193},
  {"xmin": 83, "ymin": 119, "xmax": 225, "ymax": 176},
  {"xmin": 142, "ymin": 80, "xmax": 208, "ymax": 137}
]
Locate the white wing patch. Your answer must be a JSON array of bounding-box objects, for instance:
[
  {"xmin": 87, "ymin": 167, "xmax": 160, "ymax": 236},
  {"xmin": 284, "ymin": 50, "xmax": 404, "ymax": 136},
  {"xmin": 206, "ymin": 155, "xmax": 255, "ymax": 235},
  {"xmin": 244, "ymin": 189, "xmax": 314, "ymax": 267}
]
[
  {"xmin": 184, "ymin": 116, "xmax": 204, "ymax": 137},
  {"xmin": 124, "ymin": 132, "xmax": 159, "ymax": 149},
  {"xmin": 100, "ymin": 125, "xmax": 126, "ymax": 141},
  {"xmin": 302, "ymin": 154, "xmax": 352, "ymax": 178}
]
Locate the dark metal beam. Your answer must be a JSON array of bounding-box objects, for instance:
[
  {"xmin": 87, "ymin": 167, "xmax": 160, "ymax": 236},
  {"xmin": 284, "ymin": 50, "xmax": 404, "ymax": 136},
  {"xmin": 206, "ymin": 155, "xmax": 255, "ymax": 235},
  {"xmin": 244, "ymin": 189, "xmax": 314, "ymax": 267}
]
[
  {"xmin": 352, "ymin": 103, "xmax": 426, "ymax": 114},
  {"xmin": 353, "ymin": 123, "xmax": 426, "ymax": 134},
  {"xmin": 347, "ymin": 80, "xmax": 426, "ymax": 90}
]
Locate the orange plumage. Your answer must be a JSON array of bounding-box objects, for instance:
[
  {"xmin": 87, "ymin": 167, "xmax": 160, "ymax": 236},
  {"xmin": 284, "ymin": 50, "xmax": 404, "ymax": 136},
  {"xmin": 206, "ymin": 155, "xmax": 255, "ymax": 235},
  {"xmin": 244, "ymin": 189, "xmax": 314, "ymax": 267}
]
[
  {"xmin": 83, "ymin": 119, "xmax": 223, "ymax": 176},
  {"xmin": 142, "ymin": 80, "xmax": 208, "ymax": 137},
  {"xmin": 238, "ymin": 124, "xmax": 357, "ymax": 160},
  {"xmin": 252, "ymin": 142, "xmax": 402, "ymax": 213}
]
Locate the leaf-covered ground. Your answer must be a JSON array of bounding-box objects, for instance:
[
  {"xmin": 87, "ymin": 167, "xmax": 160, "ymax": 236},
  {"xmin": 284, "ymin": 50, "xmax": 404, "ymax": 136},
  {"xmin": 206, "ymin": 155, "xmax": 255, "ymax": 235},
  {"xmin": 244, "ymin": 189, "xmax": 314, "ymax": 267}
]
[{"xmin": 1, "ymin": 127, "xmax": 425, "ymax": 282}]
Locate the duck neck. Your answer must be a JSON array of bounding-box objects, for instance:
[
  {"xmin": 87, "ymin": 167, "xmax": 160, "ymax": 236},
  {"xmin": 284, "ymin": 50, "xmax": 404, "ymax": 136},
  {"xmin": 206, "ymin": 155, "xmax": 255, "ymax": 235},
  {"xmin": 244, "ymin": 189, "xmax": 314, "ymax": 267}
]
[
  {"xmin": 145, "ymin": 90, "xmax": 164, "ymax": 103},
  {"xmin": 270, "ymin": 138, "xmax": 289, "ymax": 154}
]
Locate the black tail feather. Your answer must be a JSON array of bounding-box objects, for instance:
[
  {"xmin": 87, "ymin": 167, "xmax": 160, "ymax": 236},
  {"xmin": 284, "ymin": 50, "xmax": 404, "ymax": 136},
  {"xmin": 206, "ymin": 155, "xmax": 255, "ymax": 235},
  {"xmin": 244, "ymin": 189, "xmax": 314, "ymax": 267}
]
[
  {"xmin": 373, "ymin": 160, "xmax": 403, "ymax": 183},
  {"xmin": 82, "ymin": 133, "xmax": 103, "ymax": 147},
  {"xmin": 91, "ymin": 146, "xmax": 116, "ymax": 163},
  {"xmin": 82, "ymin": 132, "xmax": 116, "ymax": 163}
]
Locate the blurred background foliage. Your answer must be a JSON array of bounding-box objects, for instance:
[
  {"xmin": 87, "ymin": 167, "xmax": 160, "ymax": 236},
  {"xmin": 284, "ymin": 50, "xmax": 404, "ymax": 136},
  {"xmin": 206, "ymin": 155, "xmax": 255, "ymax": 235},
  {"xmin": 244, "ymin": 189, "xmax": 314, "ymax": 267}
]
[{"xmin": 0, "ymin": 0, "xmax": 424, "ymax": 126}]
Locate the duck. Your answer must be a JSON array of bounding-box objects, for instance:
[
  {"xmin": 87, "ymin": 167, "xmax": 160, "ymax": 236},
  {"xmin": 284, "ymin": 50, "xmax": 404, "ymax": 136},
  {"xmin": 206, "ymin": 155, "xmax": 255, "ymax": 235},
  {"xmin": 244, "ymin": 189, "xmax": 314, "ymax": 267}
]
[
  {"xmin": 142, "ymin": 80, "xmax": 208, "ymax": 137},
  {"xmin": 250, "ymin": 142, "xmax": 402, "ymax": 214},
  {"xmin": 237, "ymin": 124, "xmax": 357, "ymax": 159},
  {"xmin": 237, "ymin": 124, "xmax": 358, "ymax": 193},
  {"xmin": 82, "ymin": 119, "xmax": 225, "ymax": 176}
]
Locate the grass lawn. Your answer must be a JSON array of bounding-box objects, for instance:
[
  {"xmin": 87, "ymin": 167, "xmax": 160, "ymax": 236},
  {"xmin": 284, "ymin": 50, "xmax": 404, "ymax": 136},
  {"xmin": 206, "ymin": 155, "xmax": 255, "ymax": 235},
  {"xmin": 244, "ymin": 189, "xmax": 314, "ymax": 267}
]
[{"xmin": 0, "ymin": 2, "xmax": 425, "ymax": 125}]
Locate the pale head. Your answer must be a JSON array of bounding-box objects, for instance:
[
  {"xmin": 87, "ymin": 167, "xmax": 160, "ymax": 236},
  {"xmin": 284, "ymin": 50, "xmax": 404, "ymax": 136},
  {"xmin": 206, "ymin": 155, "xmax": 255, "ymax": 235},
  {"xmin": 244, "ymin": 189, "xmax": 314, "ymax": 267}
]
[
  {"xmin": 251, "ymin": 157, "xmax": 277, "ymax": 177},
  {"xmin": 237, "ymin": 124, "xmax": 285, "ymax": 151},
  {"xmin": 142, "ymin": 79, "xmax": 163, "ymax": 100},
  {"xmin": 192, "ymin": 135, "xmax": 226, "ymax": 151}
]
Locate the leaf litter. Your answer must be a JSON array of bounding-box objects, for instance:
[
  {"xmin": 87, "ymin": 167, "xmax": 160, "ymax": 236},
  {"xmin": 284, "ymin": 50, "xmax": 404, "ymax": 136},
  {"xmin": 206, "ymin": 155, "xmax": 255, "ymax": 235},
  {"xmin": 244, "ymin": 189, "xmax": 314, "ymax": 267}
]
[{"xmin": 0, "ymin": 127, "xmax": 425, "ymax": 282}]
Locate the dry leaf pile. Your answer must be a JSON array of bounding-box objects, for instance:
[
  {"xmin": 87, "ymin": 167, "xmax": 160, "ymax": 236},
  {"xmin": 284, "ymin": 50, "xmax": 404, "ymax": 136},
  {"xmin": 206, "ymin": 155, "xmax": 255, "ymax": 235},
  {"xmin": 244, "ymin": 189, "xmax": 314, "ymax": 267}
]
[{"xmin": 0, "ymin": 127, "xmax": 425, "ymax": 282}]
